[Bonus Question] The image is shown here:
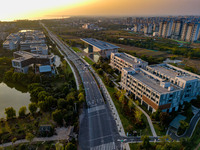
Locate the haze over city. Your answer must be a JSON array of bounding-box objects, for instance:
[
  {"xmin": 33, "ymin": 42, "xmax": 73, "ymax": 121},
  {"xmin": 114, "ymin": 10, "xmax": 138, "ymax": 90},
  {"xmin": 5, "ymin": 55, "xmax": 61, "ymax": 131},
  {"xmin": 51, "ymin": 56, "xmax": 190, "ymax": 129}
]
[
  {"xmin": 0, "ymin": 0, "xmax": 200, "ymax": 149},
  {"xmin": 1, "ymin": 0, "xmax": 200, "ymax": 21}
]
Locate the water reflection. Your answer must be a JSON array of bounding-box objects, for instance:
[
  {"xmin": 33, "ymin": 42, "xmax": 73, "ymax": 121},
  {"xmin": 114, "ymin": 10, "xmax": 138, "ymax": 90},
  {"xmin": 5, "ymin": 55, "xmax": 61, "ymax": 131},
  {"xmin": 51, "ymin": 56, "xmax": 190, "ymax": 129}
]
[{"xmin": 0, "ymin": 83, "xmax": 30, "ymax": 118}]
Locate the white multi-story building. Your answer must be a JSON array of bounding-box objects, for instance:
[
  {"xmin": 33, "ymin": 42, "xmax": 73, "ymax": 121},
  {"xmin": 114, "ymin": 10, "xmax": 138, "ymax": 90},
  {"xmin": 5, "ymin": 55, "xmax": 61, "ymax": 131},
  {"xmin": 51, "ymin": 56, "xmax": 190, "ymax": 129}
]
[
  {"xmin": 110, "ymin": 52, "xmax": 148, "ymax": 72},
  {"xmin": 20, "ymin": 40, "xmax": 45, "ymax": 50},
  {"xmin": 3, "ymin": 40, "xmax": 19, "ymax": 50},
  {"xmin": 121, "ymin": 68, "xmax": 183, "ymax": 113},
  {"xmin": 146, "ymin": 64, "xmax": 200, "ymax": 104},
  {"xmin": 30, "ymin": 44, "xmax": 48, "ymax": 55}
]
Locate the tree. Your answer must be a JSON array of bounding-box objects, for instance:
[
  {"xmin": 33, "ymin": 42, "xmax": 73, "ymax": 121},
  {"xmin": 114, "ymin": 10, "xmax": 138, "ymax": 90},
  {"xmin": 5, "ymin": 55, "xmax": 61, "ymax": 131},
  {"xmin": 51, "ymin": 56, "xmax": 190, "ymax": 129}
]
[
  {"xmin": 78, "ymin": 92, "xmax": 85, "ymax": 103},
  {"xmin": 55, "ymin": 142, "xmax": 64, "ymax": 150},
  {"xmin": 58, "ymin": 98, "xmax": 68, "ymax": 109},
  {"xmin": 179, "ymin": 120, "xmax": 189, "ymax": 135},
  {"xmin": 5, "ymin": 107, "xmax": 16, "ymax": 119},
  {"xmin": 151, "ymin": 109, "xmax": 161, "ymax": 121},
  {"xmin": 28, "ymin": 103, "xmax": 37, "ymax": 114},
  {"xmin": 12, "ymin": 137, "xmax": 17, "ymax": 147},
  {"xmin": 141, "ymin": 135, "xmax": 151, "ymax": 149},
  {"xmin": 19, "ymin": 106, "xmax": 27, "ymax": 117},
  {"xmin": 128, "ymin": 100, "xmax": 135, "ymax": 111},
  {"xmin": 135, "ymin": 109, "xmax": 142, "ymax": 122},
  {"xmin": 52, "ymin": 109, "xmax": 63, "ymax": 126},
  {"xmin": 38, "ymin": 101, "xmax": 48, "ymax": 112},
  {"xmin": 97, "ymin": 68, "xmax": 103, "ymax": 75},
  {"xmin": 65, "ymin": 142, "xmax": 76, "ymax": 150},
  {"xmin": 159, "ymin": 112, "xmax": 170, "ymax": 126},
  {"xmin": 25, "ymin": 132, "xmax": 34, "ymax": 144},
  {"xmin": 38, "ymin": 91, "xmax": 48, "ymax": 101},
  {"xmin": 126, "ymin": 125, "xmax": 134, "ymax": 134}
]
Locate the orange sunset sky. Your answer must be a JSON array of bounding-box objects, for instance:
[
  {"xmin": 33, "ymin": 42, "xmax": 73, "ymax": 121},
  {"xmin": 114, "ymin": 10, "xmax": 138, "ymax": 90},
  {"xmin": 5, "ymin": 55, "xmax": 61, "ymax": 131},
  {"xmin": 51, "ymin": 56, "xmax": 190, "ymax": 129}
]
[{"xmin": 1, "ymin": 0, "xmax": 200, "ymax": 21}]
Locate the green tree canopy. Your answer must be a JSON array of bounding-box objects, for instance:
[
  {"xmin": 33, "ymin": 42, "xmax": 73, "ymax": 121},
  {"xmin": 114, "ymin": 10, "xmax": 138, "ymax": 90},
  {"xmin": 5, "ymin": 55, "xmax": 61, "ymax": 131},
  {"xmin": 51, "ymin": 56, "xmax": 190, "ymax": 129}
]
[
  {"xmin": 5, "ymin": 107, "xmax": 16, "ymax": 119},
  {"xmin": 28, "ymin": 103, "xmax": 37, "ymax": 114},
  {"xmin": 18, "ymin": 106, "xmax": 27, "ymax": 117}
]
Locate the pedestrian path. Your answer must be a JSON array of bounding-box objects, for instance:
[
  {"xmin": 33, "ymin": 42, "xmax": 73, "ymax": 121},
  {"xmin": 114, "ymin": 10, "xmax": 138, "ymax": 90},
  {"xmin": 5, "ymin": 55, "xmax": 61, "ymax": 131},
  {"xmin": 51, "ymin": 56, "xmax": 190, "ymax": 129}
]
[
  {"xmin": 90, "ymin": 142, "xmax": 115, "ymax": 150},
  {"xmin": 124, "ymin": 94, "xmax": 157, "ymax": 137},
  {"xmin": 0, "ymin": 127, "xmax": 72, "ymax": 148}
]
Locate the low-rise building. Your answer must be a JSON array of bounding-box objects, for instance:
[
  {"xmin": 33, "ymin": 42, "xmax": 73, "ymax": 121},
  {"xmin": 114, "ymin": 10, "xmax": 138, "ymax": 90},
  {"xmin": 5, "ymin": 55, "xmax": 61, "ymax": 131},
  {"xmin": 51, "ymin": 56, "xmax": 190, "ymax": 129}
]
[
  {"xmin": 81, "ymin": 38, "xmax": 119, "ymax": 58},
  {"xmin": 30, "ymin": 44, "xmax": 48, "ymax": 55},
  {"xmin": 20, "ymin": 40, "xmax": 45, "ymax": 50},
  {"xmin": 110, "ymin": 52, "xmax": 148, "ymax": 72},
  {"xmin": 121, "ymin": 68, "xmax": 183, "ymax": 113},
  {"xmin": 3, "ymin": 40, "xmax": 19, "ymax": 50},
  {"xmin": 12, "ymin": 51, "xmax": 55, "ymax": 74}
]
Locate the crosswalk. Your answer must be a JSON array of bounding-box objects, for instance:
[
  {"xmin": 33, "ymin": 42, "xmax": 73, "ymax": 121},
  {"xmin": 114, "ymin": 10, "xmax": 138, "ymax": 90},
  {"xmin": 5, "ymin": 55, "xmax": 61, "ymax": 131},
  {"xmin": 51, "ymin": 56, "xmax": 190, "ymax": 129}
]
[
  {"xmin": 90, "ymin": 142, "xmax": 116, "ymax": 150},
  {"xmin": 88, "ymin": 105, "xmax": 105, "ymax": 113}
]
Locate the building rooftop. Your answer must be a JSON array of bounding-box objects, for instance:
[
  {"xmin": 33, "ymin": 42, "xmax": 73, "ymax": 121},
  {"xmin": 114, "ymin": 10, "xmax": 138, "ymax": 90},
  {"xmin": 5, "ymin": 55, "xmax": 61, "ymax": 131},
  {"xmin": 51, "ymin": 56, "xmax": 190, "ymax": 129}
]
[
  {"xmin": 128, "ymin": 69, "xmax": 181, "ymax": 94},
  {"xmin": 149, "ymin": 64, "xmax": 200, "ymax": 81},
  {"xmin": 14, "ymin": 51, "xmax": 54, "ymax": 59},
  {"xmin": 81, "ymin": 38, "xmax": 119, "ymax": 50},
  {"xmin": 39, "ymin": 65, "xmax": 52, "ymax": 73},
  {"xmin": 113, "ymin": 52, "xmax": 147, "ymax": 66},
  {"xmin": 151, "ymin": 65, "xmax": 179, "ymax": 78},
  {"xmin": 169, "ymin": 114, "xmax": 186, "ymax": 129}
]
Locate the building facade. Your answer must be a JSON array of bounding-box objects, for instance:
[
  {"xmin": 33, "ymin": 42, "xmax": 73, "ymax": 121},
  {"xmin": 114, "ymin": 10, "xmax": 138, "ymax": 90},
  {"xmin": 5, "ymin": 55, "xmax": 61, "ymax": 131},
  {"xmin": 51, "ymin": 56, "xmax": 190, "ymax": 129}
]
[
  {"xmin": 110, "ymin": 52, "xmax": 148, "ymax": 72},
  {"xmin": 121, "ymin": 68, "xmax": 182, "ymax": 113},
  {"xmin": 146, "ymin": 64, "xmax": 200, "ymax": 104}
]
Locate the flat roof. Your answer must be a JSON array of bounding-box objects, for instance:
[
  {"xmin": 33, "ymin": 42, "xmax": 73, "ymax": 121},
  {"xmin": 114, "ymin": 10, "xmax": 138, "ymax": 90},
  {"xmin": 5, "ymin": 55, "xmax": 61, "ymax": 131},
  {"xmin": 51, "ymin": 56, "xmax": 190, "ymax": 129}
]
[
  {"xmin": 81, "ymin": 38, "xmax": 119, "ymax": 50},
  {"xmin": 130, "ymin": 70, "xmax": 181, "ymax": 94},
  {"xmin": 149, "ymin": 64, "xmax": 199, "ymax": 81},
  {"xmin": 170, "ymin": 114, "xmax": 186, "ymax": 129},
  {"xmin": 114, "ymin": 53, "xmax": 146, "ymax": 65},
  {"xmin": 151, "ymin": 65, "xmax": 179, "ymax": 78},
  {"xmin": 39, "ymin": 65, "xmax": 51, "ymax": 73}
]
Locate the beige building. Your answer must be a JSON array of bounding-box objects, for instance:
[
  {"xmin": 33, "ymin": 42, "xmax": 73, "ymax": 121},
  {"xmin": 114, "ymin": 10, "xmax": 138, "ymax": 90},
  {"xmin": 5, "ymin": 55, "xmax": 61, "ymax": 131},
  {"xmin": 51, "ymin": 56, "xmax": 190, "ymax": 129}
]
[{"xmin": 110, "ymin": 52, "xmax": 148, "ymax": 72}]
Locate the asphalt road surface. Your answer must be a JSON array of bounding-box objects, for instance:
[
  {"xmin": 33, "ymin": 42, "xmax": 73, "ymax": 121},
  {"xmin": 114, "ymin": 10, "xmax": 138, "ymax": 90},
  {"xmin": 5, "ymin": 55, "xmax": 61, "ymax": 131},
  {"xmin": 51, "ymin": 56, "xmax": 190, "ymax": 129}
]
[{"xmin": 42, "ymin": 23, "xmax": 121, "ymax": 150}]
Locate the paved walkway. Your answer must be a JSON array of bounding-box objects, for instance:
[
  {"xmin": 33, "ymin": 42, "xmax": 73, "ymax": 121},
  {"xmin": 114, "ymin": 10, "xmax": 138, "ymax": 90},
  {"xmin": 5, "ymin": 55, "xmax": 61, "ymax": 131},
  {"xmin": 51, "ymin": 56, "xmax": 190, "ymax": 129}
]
[
  {"xmin": 0, "ymin": 127, "xmax": 73, "ymax": 148},
  {"xmin": 124, "ymin": 94, "xmax": 157, "ymax": 137},
  {"xmin": 168, "ymin": 109, "xmax": 200, "ymax": 140}
]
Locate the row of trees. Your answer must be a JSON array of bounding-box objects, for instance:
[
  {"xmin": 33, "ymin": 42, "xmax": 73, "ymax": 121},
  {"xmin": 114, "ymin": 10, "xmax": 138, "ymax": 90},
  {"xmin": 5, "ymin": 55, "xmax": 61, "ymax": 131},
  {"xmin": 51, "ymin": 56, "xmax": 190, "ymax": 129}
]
[
  {"xmin": 137, "ymin": 135, "xmax": 183, "ymax": 150},
  {"xmin": 4, "ymin": 103, "xmax": 37, "ymax": 120}
]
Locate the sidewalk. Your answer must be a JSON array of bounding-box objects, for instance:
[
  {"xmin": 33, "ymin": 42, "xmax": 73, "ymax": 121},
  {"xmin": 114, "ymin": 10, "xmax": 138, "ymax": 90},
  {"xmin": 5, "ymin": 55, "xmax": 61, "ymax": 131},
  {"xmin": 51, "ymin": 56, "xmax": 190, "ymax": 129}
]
[
  {"xmin": 0, "ymin": 127, "xmax": 72, "ymax": 148},
  {"xmin": 124, "ymin": 94, "xmax": 157, "ymax": 137}
]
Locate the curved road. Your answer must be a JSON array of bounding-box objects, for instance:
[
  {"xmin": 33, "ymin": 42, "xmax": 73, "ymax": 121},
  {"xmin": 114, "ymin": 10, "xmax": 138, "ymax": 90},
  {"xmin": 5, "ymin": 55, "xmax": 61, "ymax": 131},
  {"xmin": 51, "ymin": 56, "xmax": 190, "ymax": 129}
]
[{"xmin": 168, "ymin": 110, "xmax": 200, "ymax": 140}]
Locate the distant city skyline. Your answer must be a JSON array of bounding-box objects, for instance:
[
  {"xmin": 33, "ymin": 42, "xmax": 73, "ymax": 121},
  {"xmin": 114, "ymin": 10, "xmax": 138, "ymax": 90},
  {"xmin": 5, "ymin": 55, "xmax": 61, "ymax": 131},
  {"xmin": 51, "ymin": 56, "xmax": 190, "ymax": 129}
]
[{"xmin": 1, "ymin": 0, "xmax": 200, "ymax": 21}]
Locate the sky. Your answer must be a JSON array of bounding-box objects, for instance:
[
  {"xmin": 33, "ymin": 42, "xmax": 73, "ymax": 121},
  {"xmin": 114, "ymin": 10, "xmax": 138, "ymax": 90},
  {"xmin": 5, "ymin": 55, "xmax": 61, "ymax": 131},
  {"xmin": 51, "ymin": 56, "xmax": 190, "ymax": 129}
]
[{"xmin": 0, "ymin": 0, "xmax": 200, "ymax": 21}]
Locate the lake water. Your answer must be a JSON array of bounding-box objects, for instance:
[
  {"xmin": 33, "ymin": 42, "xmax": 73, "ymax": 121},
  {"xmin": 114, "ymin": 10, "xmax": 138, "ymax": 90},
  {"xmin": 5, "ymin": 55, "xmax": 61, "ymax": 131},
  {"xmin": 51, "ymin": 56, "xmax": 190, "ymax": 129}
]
[{"xmin": 0, "ymin": 83, "xmax": 30, "ymax": 118}]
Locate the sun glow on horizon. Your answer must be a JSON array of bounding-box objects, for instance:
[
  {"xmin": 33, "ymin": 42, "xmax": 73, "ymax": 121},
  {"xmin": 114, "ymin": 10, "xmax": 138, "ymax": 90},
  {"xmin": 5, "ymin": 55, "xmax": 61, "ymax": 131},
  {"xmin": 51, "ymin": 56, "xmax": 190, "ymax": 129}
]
[
  {"xmin": 0, "ymin": 0, "xmax": 199, "ymax": 21},
  {"xmin": 0, "ymin": 0, "xmax": 94, "ymax": 21}
]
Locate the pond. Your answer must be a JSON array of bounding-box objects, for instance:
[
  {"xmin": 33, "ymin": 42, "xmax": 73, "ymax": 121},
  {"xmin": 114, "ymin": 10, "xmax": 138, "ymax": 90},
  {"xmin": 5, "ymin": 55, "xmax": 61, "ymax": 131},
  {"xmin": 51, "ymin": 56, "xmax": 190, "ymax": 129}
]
[{"xmin": 0, "ymin": 82, "xmax": 30, "ymax": 118}]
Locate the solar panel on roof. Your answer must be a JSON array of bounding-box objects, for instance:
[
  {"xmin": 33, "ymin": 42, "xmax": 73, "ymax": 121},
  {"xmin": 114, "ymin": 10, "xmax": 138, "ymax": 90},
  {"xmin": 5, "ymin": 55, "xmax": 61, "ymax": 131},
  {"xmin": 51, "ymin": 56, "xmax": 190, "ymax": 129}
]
[{"xmin": 81, "ymin": 38, "xmax": 120, "ymax": 50}]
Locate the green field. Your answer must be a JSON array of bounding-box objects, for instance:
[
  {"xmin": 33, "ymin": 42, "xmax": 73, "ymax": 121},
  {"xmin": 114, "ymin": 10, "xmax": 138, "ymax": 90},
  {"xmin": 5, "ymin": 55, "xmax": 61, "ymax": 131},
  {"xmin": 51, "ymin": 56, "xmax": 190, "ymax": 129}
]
[
  {"xmin": 82, "ymin": 56, "xmax": 95, "ymax": 65},
  {"xmin": 72, "ymin": 47, "xmax": 82, "ymax": 53}
]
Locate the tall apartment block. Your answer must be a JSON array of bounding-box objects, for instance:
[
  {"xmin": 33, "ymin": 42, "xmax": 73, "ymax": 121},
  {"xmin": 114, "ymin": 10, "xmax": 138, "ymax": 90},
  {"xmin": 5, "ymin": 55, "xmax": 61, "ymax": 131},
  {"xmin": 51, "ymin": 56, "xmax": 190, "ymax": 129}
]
[{"xmin": 110, "ymin": 52, "xmax": 148, "ymax": 72}]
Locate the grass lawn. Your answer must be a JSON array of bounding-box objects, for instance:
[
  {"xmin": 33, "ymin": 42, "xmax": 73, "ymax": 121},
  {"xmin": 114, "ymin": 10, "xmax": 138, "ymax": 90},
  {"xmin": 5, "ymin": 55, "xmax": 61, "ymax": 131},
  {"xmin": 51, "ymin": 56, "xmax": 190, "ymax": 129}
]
[
  {"xmin": 72, "ymin": 47, "xmax": 82, "ymax": 53},
  {"xmin": 82, "ymin": 56, "xmax": 95, "ymax": 65}
]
